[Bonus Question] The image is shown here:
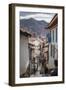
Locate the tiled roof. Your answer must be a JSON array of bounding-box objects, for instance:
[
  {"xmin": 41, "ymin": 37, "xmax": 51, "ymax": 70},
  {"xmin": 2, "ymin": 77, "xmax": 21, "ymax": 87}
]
[{"xmin": 20, "ymin": 28, "xmax": 32, "ymax": 36}]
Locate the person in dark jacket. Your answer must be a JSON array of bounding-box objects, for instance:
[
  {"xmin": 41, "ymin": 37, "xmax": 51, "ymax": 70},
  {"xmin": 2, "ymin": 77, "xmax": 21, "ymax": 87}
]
[{"xmin": 50, "ymin": 59, "xmax": 58, "ymax": 76}]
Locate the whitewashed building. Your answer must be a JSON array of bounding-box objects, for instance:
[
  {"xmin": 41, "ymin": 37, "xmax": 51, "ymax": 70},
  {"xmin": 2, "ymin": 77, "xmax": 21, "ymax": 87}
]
[
  {"xmin": 20, "ymin": 29, "xmax": 31, "ymax": 76},
  {"xmin": 47, "ymin": 14, "xmax": 58, "ymax": 69}
]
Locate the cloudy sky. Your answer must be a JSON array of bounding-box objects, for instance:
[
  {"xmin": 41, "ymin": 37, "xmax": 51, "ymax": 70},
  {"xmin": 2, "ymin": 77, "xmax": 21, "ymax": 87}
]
[{"xmin": 20, "ymin": 12, "xmax": 55, "ymax": 23}]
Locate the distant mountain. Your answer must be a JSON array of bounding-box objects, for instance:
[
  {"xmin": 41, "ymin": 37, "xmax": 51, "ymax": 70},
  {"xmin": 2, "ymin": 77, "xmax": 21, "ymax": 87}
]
[{"xmin": 20, "ymin": 18, "xmax": 49, "ymax": 36}]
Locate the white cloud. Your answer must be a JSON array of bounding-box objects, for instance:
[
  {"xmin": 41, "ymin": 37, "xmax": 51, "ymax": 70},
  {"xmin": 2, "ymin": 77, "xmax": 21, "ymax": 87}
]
[{"xmin": 20, "ymin": 13, "xmax": 55, "ymax": 23}]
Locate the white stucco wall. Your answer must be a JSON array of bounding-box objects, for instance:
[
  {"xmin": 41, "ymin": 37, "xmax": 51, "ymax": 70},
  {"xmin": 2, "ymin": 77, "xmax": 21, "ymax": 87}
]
[
  {"xmin": 48, "ymin": 27, "xmax": 58, "ymax": 69},
  {"xmin": 48, "ymin": 44, "xmax": 55, "ymax": 69},
  {"xmin": 20, "ymin": 34, "xmax": 29, "ymax": 75}
]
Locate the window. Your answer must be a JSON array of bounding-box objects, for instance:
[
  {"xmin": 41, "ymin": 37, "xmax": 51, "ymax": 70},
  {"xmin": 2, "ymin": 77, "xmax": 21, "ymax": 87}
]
[
  {"xmin": 53, "ymin": 30, "xmax": 54, "ymax": 42},
  {"xmin": 51, "ymin": 44, "xmax": 55, "ymax": 58},
  {"xmin": 53, "ymin": 45, "xmax": 55, "ymax": 58},
  {"xmin": 51, "ymin": 44, "xmax": 52, "ymax": 56},
  {"xmin": 56, "ymin": 28, "xmax": 57, "ymax": 42}
]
